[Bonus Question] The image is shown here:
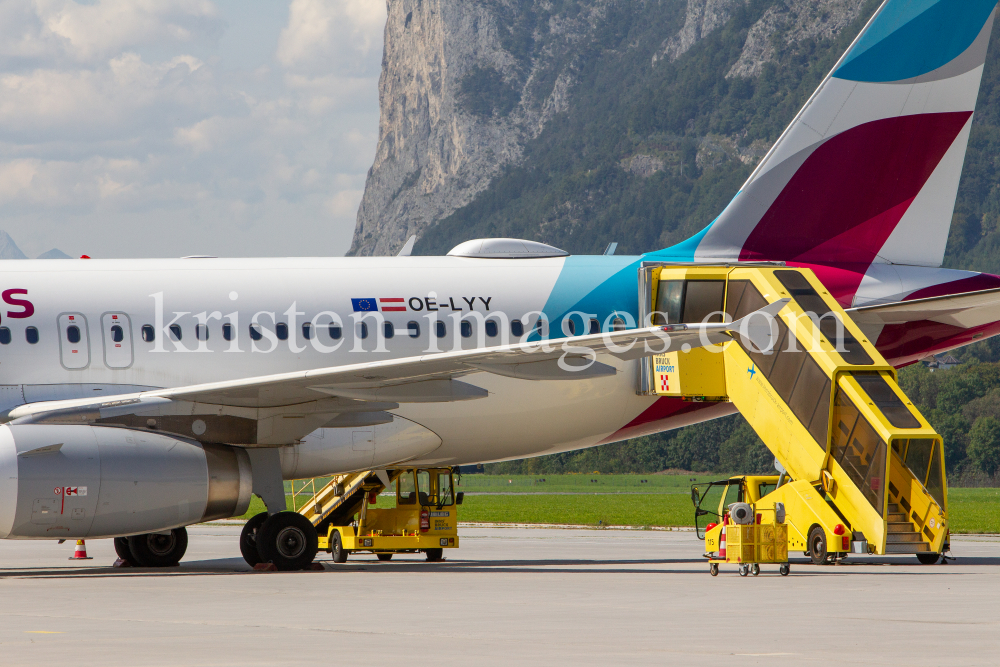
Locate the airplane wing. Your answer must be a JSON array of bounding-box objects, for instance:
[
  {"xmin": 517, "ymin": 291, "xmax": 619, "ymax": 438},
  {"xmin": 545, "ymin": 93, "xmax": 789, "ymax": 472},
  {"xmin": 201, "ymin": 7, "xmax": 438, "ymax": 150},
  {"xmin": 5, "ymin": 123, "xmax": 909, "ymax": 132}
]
[
  {"xmin": 846, "ymin": 288, "xmax": 1000, "ymax": 340},
  {"xmin": 3, "ymin": 301, "xmax": 787, "ymax": 444}
]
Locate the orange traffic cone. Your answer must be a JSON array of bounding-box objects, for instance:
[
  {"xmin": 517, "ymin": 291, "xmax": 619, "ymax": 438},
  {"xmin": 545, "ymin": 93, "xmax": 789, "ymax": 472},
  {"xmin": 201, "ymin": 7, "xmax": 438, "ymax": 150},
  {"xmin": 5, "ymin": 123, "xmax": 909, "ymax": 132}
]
[
  {"xmin": 718, "ymin": 525, "xmax": 727, "ymax": 561},
  {"xmin": 69, "ymin": 539, "xmax": 93, "ymax": 560}
]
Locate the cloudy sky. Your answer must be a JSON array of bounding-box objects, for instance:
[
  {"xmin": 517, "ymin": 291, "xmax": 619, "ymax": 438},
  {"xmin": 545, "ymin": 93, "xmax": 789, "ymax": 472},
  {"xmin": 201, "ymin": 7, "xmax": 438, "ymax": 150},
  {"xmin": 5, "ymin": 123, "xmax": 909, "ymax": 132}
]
[{"xmin": 0, "ymin": 0, "xmax": 386, "ymax": 258}]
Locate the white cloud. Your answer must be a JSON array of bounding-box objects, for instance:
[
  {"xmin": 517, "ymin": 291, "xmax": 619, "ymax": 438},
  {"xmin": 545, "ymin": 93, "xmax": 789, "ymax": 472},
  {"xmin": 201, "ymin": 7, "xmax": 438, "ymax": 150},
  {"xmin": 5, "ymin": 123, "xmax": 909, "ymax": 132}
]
[
  {"xmin": 277, "ymin": 0, "xmax": 385, "ymax": 74},
  {"xmin": 0, "ymin": 0, "xmax": 387, "ymax": 258},
  {"xmin": 34, "ymin": 0, "xmax": 221, "ymax": 62}
]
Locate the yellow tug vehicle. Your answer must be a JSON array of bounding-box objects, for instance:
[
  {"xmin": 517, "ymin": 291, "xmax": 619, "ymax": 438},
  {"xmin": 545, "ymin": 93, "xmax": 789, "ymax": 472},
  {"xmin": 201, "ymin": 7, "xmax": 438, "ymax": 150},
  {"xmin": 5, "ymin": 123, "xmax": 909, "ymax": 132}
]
[
  {"xmin": 639, "ymin": 266, "xmax": 950, "ymax": 571},
  {"xmin": 694, "ymin": 476, "xmax": 791, "ymax": 577},
  {"xmin": 296, "ymin": 468, "xmax": 462, "ymax": 562}
]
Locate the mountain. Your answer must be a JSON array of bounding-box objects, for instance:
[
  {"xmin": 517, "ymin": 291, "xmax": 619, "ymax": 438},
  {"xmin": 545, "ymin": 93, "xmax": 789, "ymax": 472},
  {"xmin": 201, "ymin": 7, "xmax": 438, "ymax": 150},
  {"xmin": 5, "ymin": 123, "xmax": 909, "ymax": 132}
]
[
  {"xmin": 37, "ymin": 248, "xmax": 72, "ymax": 259},
  {"xmin": 351, "ymin": 0, "xmax": 881, "ymax": 256},
  {"xmin": 0, "ymin": 230, "xmax": 28, "ymax": 260}
]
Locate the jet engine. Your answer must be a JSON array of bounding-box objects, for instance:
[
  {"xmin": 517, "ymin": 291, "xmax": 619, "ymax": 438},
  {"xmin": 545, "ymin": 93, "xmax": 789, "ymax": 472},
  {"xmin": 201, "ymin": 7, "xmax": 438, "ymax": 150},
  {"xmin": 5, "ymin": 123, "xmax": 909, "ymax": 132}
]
[{"xmin": 0, "ymin": 424, "xmax": 251, "ymax": 539}]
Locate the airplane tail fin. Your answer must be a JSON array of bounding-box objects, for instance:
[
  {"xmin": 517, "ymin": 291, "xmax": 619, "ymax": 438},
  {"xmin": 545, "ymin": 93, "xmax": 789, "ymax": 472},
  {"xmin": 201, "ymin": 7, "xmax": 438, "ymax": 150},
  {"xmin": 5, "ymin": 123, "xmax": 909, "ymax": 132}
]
[{"xmin": 660, "ymin": 0, "xmax": 997, "ymax": 269}]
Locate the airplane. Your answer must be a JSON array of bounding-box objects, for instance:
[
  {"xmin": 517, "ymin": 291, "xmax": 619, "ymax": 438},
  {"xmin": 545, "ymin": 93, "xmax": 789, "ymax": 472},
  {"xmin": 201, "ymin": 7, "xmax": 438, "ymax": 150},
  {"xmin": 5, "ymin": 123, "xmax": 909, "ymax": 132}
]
[{"xmin": 1, "ymin": 0, "xmax": 999, "ymax": 570}]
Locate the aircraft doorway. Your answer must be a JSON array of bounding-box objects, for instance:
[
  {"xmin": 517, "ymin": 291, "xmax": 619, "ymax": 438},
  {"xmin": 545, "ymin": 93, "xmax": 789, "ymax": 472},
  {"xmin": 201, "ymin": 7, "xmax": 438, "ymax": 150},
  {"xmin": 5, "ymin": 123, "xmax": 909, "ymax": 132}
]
[
  {"xmin": 101, "ymin": 313, "xmax": 133, "ymax": 369},
  {"xmin": 58, "ymin": 313, "xmax": 90, "ymax": 370}
]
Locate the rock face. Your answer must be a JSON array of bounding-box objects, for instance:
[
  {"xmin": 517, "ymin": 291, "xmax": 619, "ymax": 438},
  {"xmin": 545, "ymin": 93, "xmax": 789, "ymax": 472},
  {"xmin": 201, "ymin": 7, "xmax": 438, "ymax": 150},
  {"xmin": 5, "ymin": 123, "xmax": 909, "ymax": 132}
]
[
  {"xmin": 350, "ymin": 0, "xmax": 602, "ymax": 256},
  {"xmin": 350, "ymin": 0, "xmax": 873, "ymax": 256},
  {"xmin": 652, "ymin": 0, "xmax": 746, "ymax": 65},
  {"xmin": 728, "ymin": 0, "xmax": 867, "ymax": 79}
]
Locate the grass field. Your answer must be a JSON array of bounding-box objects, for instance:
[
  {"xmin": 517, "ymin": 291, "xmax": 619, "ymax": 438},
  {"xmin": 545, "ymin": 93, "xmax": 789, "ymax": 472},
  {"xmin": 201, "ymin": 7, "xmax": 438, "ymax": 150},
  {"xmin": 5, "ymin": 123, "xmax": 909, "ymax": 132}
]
[{"xmin": 237, "ymin": 475, "xmax": 1000, "ymax": 533}]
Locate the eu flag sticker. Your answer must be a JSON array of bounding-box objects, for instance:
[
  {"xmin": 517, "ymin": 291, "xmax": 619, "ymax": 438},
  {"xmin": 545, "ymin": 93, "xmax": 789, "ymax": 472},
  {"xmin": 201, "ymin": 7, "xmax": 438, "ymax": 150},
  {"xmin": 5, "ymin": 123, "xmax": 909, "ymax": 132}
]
[{"xmin": 352, "ymin": 298, "xmax": 378, "ymax": 312}]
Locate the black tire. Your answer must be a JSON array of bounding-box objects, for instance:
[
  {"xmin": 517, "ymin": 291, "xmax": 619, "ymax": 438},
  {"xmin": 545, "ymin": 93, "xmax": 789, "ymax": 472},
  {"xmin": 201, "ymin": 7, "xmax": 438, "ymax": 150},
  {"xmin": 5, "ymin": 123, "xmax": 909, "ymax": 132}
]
[
  {"xmin": 779, "ymin": 563, "xmax": 790, "ymax": 576},
  {"xmin": 257, "ymin": 512, "xmax": 318, "ymax": 571},
  {"xmin": 240, "ymin": 513, "xmax": 268, "ymax": 567},
  {"xmin": 751, "ymin": 563, "xmax": 760, "ymax": 576},
  {"xmin": 738, "ymin": 564, "xmax": 749, "ymax": 577},
  {"xmin": 128, "ymin": 528, "xmax": 188, "ymax": 567},
  {"xmin": 808, "ymin": 526, "xmax": 828, "ymax": 565},
  {"xmin": 376, "ymin": 553, "xmax": 393, "ymax": 561},
  {"xmin": 331, "ymin": 531, "xmax": 348, "ymax": 563},
  {"xmin": 113, "ymin": 537, "xmax": 132, "ymax": 562},
  {"xmin": 917, "ymin": 552, "xmax": 941, "ymax": 565},
  {"xmin": 710, "ymin": 563, "xmax": 719, "ymax": 576},
  {"xmin": 425, "ymin": 548, "xmax": 444, "ymax": 562}
]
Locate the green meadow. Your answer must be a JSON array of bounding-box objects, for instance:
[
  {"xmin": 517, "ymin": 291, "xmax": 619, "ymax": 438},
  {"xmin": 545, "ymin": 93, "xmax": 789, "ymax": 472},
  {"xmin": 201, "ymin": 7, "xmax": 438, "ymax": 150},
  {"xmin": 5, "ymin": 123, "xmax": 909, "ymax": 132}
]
[{"xmin": 235, "ymin": 475, "xmax": 1000, "ymax": 534}]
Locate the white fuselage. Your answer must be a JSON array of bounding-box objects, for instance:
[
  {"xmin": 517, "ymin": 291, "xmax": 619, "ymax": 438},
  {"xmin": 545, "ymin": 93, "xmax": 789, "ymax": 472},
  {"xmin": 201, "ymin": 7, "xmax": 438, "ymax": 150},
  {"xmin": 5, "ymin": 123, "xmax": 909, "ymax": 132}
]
[{"xmin": 0, "ymin": 256, "xmax": 663, "ymax": 467}]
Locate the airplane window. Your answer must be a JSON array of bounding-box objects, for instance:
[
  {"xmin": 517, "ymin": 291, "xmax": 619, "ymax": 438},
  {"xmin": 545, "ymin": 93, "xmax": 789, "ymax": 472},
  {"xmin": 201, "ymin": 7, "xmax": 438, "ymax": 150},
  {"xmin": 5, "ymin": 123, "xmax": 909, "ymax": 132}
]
[
  {"xmin": 302, "ymin": 323, "xmax": 312, "ymax": 340},
  {"xmin": 535, "ymin": 319, "xmax": 545, "ymax": 336},
  {"xmin": 329, "ymin": 324, "xmax": 342, "ymax": 340},
  {"xmin": 249, "ymin": 324, "xmax": 262, "ymax": 341},
  {"xmin": 141, "ymin": 325, "xmax": 155, "ymax": 342},
  {"xmin": 435, "ymin": 321, "xmax": 446, "ymax": 339},
  {"xmin": 612, "ymin": 317, "xmax": 625, "ymax": 331},
  {"xmin": 276, "ymin": 323, "xmax": 288, "ymax": 341},
  {"xmin": 222, "ymin": 323, "xmax": 232, "ymax": 341},
  {"xmin": 566, "ymin": 319, "xmax": 576, "ymax": 336},
  {"xmin": 461, "ymin": 321, "xmax": 472, "ymax": 338},
  {"xmin": 384, "ymin": 322, "xmax": 394, "ymax": 339},
  {"xmin": 0, "ymin": 328, "xmax": 10, "ymax": 345},
  {"xmin": 589, "ymin": 318, "xmax": 600, "ymax": 334},
  {"xmin": 359, "ymin": 323, "xmax": 368, "ymax": 339},
  {"xmin": 169, "ymin": 324, "xmax": 182, "ymax": 341},
  {"xmin": 485, "ymin": 320, "xmax": 498, "ymax": 337},
  {"xmin": 408, "ymin": 321, "xmax": 420, "ymax": 338},
  {"xmin": 110, "ymin": 325, "xmax": 124, "ymax": 343},
  {"xmin": 26, "ymin": 327, "xmax": 39, "ymax": 344},
  {"xmin": 511, "ymin": 320, "xmax": 524, "ymax": 337},
  {"xmin": 66, "ymin": 325, "xmax": 81, "ymax": 344},
  {"xmin": 195, "ymin": 324, "xmax": 208, "ymax": 341}
]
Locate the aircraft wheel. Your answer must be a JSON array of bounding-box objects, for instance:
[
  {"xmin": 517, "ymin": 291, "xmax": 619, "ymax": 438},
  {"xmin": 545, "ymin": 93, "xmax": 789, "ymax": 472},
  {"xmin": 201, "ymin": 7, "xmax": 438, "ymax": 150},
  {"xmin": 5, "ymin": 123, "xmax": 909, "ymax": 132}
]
[
  {"xmin": 709, "ymin": 563, "xmax": 719, "ymax": 577},
  {"xmin": 425, "ymin": 548, "xmax": 444, "ymax": 562},
  {"xmin": 779, "ymin": 563, "xmax": 790, "ymax": 576},
  {"xmin": 240, "ymin": 513, "xmax": 268, "ymax": 567},
  {"xmin": 917, "ymin": 552, "xmax": 941, "ymax": 565},
  {"xmin": 113, "ymin": 537, "xmax": 132, "ymax": 562},
  {"xmin": 376, "ymin": 553, "xmax": 393, "ymax": 561},
  {"xmin": 331, "ymin": 531, "xmax": 348, "ymax": 563},
  {"xmin": 808, "ymin": 526, "xmax": 828, "ymax": 565},
  {"xmin": 751, "ymin": 563, "xmax": 760, "ymax": 576},
  {"xmin": 257, "ymin": 512, "xmax": 318, "ymax": 571},
  {"xmin": 128, "ymin": 528, "xmax": 188, "ymax": 567}
]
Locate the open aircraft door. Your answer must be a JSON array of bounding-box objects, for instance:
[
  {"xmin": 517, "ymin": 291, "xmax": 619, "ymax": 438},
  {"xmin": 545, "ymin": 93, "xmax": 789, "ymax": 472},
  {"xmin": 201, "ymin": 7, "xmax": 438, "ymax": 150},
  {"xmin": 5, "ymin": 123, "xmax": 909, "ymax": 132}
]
[
  {"xmin": 101, "ymin": 313, "xmax": 133, "ymax": 369},
  {"xmin": 57, "ymin": 313, "xmax": 90, "ymax": 370}
]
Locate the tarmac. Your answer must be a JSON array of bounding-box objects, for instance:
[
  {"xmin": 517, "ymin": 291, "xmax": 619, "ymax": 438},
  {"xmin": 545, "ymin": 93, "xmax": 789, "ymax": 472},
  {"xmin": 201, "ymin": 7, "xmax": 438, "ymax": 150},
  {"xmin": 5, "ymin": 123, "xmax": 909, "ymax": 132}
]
[{"xmin": 1, "ymin": 526, "xmax": 998, "ymax": 666}]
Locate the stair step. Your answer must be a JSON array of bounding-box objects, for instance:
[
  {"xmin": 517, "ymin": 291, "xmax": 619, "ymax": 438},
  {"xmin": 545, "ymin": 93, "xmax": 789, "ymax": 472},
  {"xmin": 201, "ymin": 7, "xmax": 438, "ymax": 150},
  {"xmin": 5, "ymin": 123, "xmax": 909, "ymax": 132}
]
[
  {"xmin": 887, "ymin": 522, "xmax": 916, "ymax": 533},
  {"xmin": 888, "ymin": 503, "xmax": 899, "ymax": 513},
  {"xmin": 887, "ymin": 513, "xmax": 907, "ymax": 522},
  {"xmin": 885, "ymin": 542, "xmax": 930, "ymax": 553},
  {"xmin": 887, "ymin": 532, "xmax": 924, "ymax": 543}
]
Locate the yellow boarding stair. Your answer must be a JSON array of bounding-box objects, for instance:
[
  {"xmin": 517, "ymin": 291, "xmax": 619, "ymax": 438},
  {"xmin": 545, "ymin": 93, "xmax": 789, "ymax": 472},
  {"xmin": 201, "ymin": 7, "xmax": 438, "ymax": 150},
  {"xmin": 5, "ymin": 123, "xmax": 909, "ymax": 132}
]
[
  {"xmin": 292, "ymin": 470, "xmax": 398, "ymax": 531},
  {"xmin": 646, "ymin": 266, "xmax": 948, "ymax": 558}
]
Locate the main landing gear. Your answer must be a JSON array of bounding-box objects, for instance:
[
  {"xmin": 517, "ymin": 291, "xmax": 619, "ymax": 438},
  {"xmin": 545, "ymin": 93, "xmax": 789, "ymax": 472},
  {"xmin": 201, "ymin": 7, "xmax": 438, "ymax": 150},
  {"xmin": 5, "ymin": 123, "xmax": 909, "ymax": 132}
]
[
  {"xmin": 241, "ymin": 511, "xmax": 319, "ymax": 571},
  {"xmin": 116, "ymin": 528, "xmax": 189, "ymax": 567}
]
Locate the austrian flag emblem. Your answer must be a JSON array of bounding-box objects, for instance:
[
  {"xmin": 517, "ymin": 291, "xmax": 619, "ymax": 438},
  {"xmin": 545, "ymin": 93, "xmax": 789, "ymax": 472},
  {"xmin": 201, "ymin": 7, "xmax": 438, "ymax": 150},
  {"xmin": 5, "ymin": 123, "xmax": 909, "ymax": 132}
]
[{"xmin": 351, "ymin": 298, "xmax": 407, "ymax": 313}]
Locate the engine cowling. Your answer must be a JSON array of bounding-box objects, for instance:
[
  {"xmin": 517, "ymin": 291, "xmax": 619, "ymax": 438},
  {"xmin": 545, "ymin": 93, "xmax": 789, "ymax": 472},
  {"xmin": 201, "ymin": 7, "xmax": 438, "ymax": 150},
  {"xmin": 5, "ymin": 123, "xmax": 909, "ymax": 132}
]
[{"xmin": 0, "ymin": 424, "xmax": 251, "ymax": 539}]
